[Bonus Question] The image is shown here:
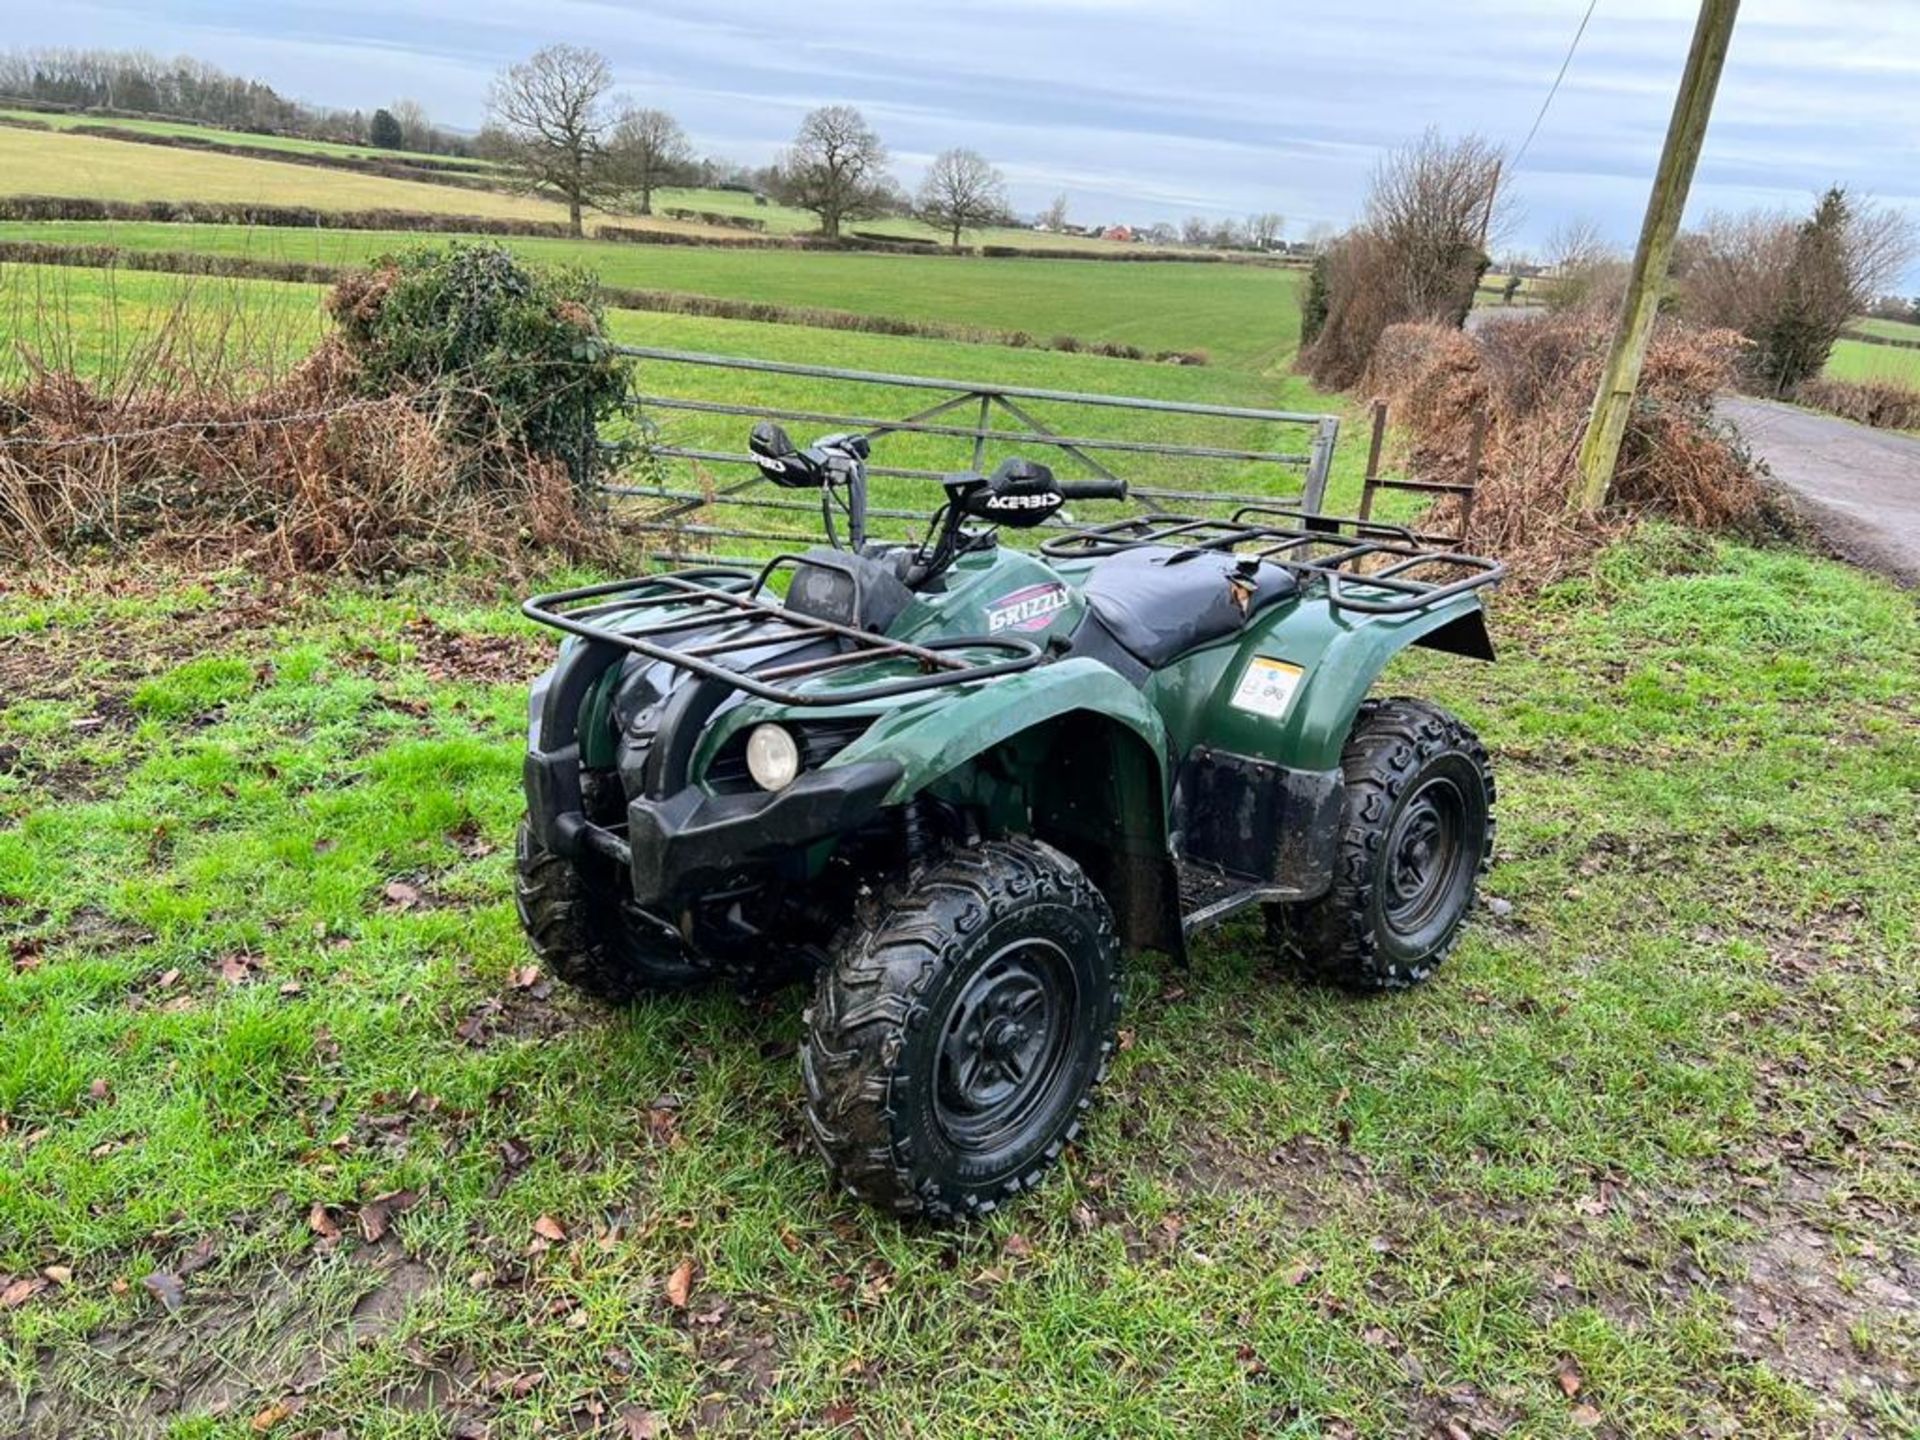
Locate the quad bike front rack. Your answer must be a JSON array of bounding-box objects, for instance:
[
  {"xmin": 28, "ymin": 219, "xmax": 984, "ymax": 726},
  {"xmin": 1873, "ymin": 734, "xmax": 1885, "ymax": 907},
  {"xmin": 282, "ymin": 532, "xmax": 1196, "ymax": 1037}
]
[
  {"xmin": 522, "ymin": 555, "xmax": 1044, "ymax": 707},
  {"xmin": 1039, "ymin": 507, "xmax": 1505, "ymax": 615}
]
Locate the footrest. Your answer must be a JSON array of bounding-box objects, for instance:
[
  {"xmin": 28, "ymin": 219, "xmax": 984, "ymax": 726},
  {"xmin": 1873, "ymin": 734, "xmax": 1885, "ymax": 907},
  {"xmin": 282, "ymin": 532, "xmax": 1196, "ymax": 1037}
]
[{"xmin": 1177, "ymin": 861, "xmax": 1307, "ymax": 939}]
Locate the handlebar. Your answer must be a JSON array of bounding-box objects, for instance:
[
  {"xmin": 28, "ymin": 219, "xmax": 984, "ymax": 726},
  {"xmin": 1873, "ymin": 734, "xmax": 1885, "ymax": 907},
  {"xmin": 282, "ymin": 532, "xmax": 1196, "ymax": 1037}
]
[{"xmin": 1057, "ymin": 479, "xmax": 1129, "ymax": 502}]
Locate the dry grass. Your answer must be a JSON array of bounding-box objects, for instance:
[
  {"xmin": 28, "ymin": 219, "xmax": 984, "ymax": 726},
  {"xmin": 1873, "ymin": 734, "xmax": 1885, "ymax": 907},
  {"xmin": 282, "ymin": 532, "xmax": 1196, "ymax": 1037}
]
[
  {"xmin": 1793, "ymin": 375, "xmax": 1920, "ymax": 430},
  {"xmin": 1366, "ymin": 315, "xmax": 1763, "ymax": 581},
  {"xmin": 0, "ymin": 279, "xmax": 607, "ymax": 575},
  {"xmin": 0, "ymin": 127, "xmax": 567, "ymax": 222}
]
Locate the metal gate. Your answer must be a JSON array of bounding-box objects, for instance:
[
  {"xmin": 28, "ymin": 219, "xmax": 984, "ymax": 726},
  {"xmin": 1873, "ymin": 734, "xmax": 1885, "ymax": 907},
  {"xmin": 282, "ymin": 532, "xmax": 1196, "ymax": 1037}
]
[{"xmin": 600, "ymin": 346, "xmax": 1342, "ymax": 565}]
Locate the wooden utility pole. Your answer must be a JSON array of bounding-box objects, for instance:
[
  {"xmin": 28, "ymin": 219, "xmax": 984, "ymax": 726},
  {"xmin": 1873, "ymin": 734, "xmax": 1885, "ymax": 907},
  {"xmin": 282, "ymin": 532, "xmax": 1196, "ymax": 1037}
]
[{"xmin": 1572, "ymin": 0, "xmax": 1739, "ymax": 513}]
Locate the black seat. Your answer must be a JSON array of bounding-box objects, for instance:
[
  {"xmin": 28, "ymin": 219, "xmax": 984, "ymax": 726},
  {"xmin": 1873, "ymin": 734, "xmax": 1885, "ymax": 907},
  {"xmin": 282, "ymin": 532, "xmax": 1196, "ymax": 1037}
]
[{"xmin": 1080, "ymin": 545, "xmax": 1299, "ymax": 670}]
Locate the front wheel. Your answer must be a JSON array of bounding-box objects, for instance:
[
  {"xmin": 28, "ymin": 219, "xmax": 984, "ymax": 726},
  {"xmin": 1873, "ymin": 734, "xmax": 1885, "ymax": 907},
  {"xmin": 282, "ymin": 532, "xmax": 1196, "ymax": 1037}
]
[
  {"xmin": 1268, "ymin": 698, "xmax": 1495, "ymax": 989},
  {"xmin": 514, "ymin": 819, "xmax": 712, "ymax": 1002},
  {"xmin": 802, "ymin": 838, "xmax": 1121, "ymax": 1220}
]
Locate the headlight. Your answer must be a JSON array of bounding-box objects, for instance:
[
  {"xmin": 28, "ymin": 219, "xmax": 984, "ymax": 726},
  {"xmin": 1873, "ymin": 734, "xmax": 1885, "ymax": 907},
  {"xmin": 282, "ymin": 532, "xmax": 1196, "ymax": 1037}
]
[{"xmin": 745, "ymin": 723, "xmax": 801, "ymax": 792}]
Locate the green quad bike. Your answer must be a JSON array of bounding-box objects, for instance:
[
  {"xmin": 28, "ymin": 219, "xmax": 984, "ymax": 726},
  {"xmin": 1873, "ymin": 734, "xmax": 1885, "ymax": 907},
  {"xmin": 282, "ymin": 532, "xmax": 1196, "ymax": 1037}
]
[{"xmin": 519, "ymin": 424, "xmax": 1503, "ymax": 1220}]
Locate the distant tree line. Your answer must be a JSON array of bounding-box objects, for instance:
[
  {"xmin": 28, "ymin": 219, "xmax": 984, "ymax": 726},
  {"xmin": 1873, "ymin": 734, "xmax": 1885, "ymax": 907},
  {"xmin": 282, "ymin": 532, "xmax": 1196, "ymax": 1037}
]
[
  {"xmin": 3, "ymin": 42, "xmax": 1293, "ymax": 251},
  {"xmin": 0, "ymin": 47, "xmax": 476, "ymax": 155}
]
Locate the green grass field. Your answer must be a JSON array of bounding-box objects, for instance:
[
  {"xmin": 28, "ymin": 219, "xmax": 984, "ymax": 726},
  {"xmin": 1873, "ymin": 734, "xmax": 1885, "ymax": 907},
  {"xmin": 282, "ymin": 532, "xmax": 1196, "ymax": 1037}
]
[
  {"xmin": 2, "ymin": 531, "xmax": 1913, "ymax": 1438},
  {"xmin": 640, "ymin": 184, "xmax": 1205, "ymax": 253},
  {"xmin": 1847, "ymin": 315, "xmax": 1920, "ymax": 343},
  {"xmin": 0, "ymin": 222, "xmax": 1302, "ymax": 370},
  {"xmin": 0, "ymin": 108, "xmax": 495, "ymax": 171},
  {"xmin": 1824, "ymin": 335, "xmax": 1920, "ymax": 388}
]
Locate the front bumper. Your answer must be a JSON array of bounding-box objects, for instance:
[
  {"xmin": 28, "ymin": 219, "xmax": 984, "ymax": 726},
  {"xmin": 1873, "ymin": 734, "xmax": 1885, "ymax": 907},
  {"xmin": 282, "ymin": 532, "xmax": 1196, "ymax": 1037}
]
[{"xmin": 525, "ymin": 744, "xmax": 901, "ymax": 906}]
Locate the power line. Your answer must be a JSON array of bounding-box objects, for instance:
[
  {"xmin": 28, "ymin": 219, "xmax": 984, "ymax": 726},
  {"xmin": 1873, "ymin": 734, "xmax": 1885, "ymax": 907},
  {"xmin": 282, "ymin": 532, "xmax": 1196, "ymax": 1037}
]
[{"xmin": 1512, "ymin": 0, "xmax": 1601, "ymax": 172}]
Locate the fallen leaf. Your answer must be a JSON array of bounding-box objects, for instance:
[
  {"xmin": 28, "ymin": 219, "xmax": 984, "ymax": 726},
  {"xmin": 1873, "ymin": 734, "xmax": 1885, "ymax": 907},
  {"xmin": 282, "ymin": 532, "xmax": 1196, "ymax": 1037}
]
[
  {"xmin": 532, "ymin": 1214, "xmax": 568, "ymax": 1244},
  {"xmin": 499, "ymin": 1137, "xmax": 532, "ymax": 1175},
  {"xmin": 156, "ymin": 968, "xmax": 181, "ymax": 989},
  {"xmin": 454, "ymin": 1008, "xmax": 493, "ymax": 1045},
  {"xmin": 620, "ymin": 1409, "xmax": 664, "ymax": 1440},
  {"xmin": 88, "ymin": 1077, "xmax": 111, "ymax": 1101},
  {"xmin": 142, "ymin": 1271, "xmax": 186, "ymax": 1313},
  {"xmin": 485, "ymin": 1370, "xmax": 543, "ymax": 1398},
  {"xmin": 2, "ymin": 1276, "xmax": 47, "ymax": 1308},
  {"xmin": 646, "ymin": 1104, "xmax": 680, "ymax": 1145},
  {"xmin": 1557, "ymin": 1360, "xmax": 1584, "ymax": 1398},
  {"xmin": 216, "ymin": 954, "xmax": 257, "ymax": 984},
  {"xmin": 383, "ymin": 880, "xmax": 422, "ymax": 909},
  {"xmin": 175, "ymin": 1236, "xmax": 218, "ymax": 1276},
  {"xmin": 1002, "ymin": 1233, "xmax": 1034, "ymax": 1258},
  {"xmin": 1284, "ymin": 1258, "xmax": 1317, "ymax": 1286},
  {"xmin": 665, "ymin": 1259, "xmax": 694, "ymax": 1309},
  {"xmin": 278, "ymin": 980, "xmax": 303, "ymax": 997},
  {"xmin": 1570, "ymin": 1402, "xmax": 1603, "ymax": 1429},
  {"xmin": 508, "ymin": 964, "xmax": 542, "ymax": 990},
  {"xmin": 308, "ymin": 1203, "xmax": 342, "ymax": 1241},
  {"xmin": 820, "ymin": 1402, "xmax": 858, "ymax": 1427},
  {"xmin": 359, "ymin": 1189, "xmax": 418, "ymax": 1243},
  {"xmin": 250, "ymin": 1399, "xmax": 295, "ymax": 1432},
  {"xmin": 41, "ymin": 1265, "xmax": 73, "ymax": 1286}
]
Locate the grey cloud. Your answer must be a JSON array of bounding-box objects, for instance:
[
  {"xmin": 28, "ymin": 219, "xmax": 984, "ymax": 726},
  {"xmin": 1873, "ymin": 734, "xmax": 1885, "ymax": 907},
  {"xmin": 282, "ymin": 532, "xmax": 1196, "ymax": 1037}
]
[{"xmin": 12, "ymin": 0, "xmax": 1918, "ymax": 280}]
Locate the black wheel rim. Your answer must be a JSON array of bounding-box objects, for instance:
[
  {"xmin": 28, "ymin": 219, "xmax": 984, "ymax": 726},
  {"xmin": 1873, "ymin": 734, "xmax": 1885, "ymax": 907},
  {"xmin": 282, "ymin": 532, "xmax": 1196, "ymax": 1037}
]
[
  {"xmin": 1381, "ymin": 774, "xmax": 1475, "ymax": 942},
  {"xmin": 933, "ymin": 939, "xmax": 1075, "ymax": 1152}
]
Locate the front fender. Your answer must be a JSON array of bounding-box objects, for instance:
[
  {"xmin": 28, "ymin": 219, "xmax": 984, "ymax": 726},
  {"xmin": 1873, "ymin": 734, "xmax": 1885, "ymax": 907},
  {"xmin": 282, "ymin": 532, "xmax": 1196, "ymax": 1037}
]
[{"xmin": 826, "ymin": 657, "xmax": 1172, "ymax": 804}]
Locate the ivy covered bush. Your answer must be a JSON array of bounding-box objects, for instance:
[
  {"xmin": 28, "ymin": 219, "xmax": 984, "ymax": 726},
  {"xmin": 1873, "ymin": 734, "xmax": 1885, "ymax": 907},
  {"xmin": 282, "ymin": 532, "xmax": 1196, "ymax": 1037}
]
[{"xmin": 327, "ymin": 242, "xmax": 630, "ymax": 481}]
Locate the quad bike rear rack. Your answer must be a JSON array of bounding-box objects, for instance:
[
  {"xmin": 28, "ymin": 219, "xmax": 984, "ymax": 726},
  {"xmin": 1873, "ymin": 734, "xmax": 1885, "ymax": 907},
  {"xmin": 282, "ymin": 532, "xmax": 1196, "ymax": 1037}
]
[
  {"xmin": 1039, "ymin": 507, "xmax": 1505, "ymax": 615},
  {"xmin": 522, "ymin": 555, "xmax": 1044, "ymax": 707}
]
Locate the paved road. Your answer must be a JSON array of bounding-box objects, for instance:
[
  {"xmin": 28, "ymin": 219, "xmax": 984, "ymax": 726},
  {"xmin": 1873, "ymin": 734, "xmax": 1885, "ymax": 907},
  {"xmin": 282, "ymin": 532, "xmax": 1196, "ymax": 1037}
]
[{"xmin": 1717, "ymin": 395, "xmax": 1920, "ymax": 587}]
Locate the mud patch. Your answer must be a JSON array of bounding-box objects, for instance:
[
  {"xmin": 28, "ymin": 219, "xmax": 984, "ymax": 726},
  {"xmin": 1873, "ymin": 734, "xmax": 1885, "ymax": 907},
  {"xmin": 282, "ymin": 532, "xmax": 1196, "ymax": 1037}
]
[
  {"xmin": 400, "ymin": 614, "xmax": 548, "ymax": 686},
  {"xmin": 14, "ymin": 1242, "xmax": 441, "ymax": 1439},
  {"xmin": 1724, "ymin": 1218, "xmax": 1919, "ymax": 1433}
]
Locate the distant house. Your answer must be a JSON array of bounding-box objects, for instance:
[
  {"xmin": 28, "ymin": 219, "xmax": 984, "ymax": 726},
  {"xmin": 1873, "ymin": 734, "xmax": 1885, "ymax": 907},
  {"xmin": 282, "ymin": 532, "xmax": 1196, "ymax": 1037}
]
[{"xmin": 1102, "ymin": 225, "xmax": 1135, "ymax": 243}]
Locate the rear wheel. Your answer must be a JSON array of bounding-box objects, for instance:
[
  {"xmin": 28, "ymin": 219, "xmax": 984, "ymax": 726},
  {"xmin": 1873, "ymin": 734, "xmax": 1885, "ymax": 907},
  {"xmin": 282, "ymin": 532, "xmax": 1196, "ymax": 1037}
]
[
  {"xmin": 802, "ymin": 838, "xmax": 1121, "ymax": 1220},
  {"xmin": 514, "ymin": 819, "xmax": 711, "ymax": 1002},
  {"xmin": 1268, "ymin": 698, "xmax": 1494, "ymax": 989}
]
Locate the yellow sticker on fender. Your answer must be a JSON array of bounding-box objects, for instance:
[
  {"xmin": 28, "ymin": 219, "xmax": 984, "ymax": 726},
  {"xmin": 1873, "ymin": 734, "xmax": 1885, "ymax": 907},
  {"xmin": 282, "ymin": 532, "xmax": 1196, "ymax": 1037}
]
[{"xmin": 1231, "ymin": 657, "xmax": 1305, "ymax": 720}]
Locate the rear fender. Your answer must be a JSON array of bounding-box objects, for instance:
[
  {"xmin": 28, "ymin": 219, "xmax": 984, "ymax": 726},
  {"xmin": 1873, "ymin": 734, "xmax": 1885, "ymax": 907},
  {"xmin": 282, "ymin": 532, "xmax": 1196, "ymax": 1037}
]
[{"xmin": 1200, "ymin": 594, "xmax": 1494, "ymax": 772}]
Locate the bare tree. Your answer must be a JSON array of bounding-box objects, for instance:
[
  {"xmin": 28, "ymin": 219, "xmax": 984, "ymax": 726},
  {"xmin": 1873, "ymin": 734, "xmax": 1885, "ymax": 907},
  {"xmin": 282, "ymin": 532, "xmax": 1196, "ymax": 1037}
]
[
  {"xmin": 606, "ymin": 107, "xmax": 693, "ymax": 216},
  {"xmin": 1301, "ymin": 130, "xmax": 1507, "ymax": 387},
  {"xmin": 775, "ymin": 106, "xmax": 894, "ymax": 241},
  {"xmin": 1039, "ymin": 193, "xmax": 1071, "ymax": 232},
  {"xmin": 1180, "ymin": 215, "xmax": 1213, "ymax": 247},
  {"xmin": 1538, "ymin": 217, "xmax": 1624, "ymax": 312},
  {"xmin": 486, "ymin": 44, "xmax": 622, "ymax": 237},
  {"xmin": 1246, "ymin": 212, "xmax": 1285, "ymax": 249},
  {"xmin": 915, "ymin": 148, "xmax": 1009, "ymax": 251},
  {"xmin": 1364, "ymin": 129, "xmax": 1507, "ymax": 316},
  {"xmin": 1683, "ymin": 188, "xmax": 1917, "ymax": 393}
]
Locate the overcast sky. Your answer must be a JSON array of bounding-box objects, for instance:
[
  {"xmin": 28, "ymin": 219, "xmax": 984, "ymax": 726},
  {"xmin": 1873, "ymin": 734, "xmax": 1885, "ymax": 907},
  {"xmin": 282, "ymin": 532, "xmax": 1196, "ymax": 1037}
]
[{"xmin": 13, "ymin": 0, "xmax": 1920, "ymax": 282}]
